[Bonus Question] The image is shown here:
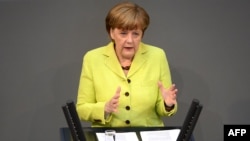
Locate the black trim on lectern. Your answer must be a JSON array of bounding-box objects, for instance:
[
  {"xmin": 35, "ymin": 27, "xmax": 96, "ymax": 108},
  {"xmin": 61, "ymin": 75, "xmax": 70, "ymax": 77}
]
[
  {"xmin": 62, "ymin": 100, "xmax": 85, "ymax": 141},
  {"xmin": 177, "ymin": 99, "xmax": 203, "ymax": 141}
]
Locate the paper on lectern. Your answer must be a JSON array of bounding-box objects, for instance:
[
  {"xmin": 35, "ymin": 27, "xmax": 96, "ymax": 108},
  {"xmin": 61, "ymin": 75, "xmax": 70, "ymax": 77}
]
[
  {"xmin": 140, "ymin": 129, "xmax": 180, "ymax": 141},
  {"xmin": 96, "ymin": 132, "xmax": 138, "ymax": 141}
]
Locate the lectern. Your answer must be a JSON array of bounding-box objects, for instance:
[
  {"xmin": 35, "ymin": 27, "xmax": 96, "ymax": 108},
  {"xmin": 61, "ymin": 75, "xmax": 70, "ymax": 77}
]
[{"xmin": 62, "ymin": 99, "xmax": 202, "ymax": 141}]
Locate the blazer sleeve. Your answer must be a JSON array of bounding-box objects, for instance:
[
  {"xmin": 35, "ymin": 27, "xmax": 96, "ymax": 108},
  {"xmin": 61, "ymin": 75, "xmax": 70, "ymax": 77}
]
[
  {"xmin": 76, "ymin": 52, "xmax": 107, "ymax": 125},
  {"xmin": 156, "ymin": 49, "xmax": 178, "ymax": 116}
]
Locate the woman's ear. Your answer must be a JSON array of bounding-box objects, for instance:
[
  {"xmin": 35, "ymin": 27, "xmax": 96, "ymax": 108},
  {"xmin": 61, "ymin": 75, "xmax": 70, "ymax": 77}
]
[{"xmin": 110, "ymin": 28, "xmax": 114, "ymax": 40}]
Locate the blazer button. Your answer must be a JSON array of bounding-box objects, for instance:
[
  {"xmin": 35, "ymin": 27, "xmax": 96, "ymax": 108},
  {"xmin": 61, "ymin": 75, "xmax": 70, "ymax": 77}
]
[
  {"xmin": 127, "ymin": 79, "xmax": 131, "ymax": 83},
  {"xmin": 125, "ymin": 106, "xmax": 130, "ymax": 110},
  {"xmin": 125, "ymin": 92, "xmax": 129, "ymax": 96},
  {"xmin": 125, "ymin": 120, "xmax": 130, "ymax": 124}
]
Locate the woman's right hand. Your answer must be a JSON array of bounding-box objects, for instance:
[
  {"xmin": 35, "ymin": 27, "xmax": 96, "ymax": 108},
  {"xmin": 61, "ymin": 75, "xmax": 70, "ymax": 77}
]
[{"xmin": 105, "ymin": 86, "xmax": 121, "ymax": 113}]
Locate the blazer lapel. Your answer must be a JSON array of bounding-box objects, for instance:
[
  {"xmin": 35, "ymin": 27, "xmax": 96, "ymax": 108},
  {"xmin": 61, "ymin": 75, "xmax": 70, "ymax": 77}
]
[
  {"xmin": 103, "ymin": 42, "xmax": 125, "ymax": 78},
  {"xmin": 127, "ymin": 42, "xmax": 148, "ymax": 77}
]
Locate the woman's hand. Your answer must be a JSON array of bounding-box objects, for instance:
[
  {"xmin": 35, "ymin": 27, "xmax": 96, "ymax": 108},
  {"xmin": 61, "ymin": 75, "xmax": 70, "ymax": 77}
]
[
  {"xmin": 158, "ymin": 81, "xmax": 178, "ymax": 107},
  {"xmin": 105, "ymin": 86, "xmax": 121, "ymax": 114}
]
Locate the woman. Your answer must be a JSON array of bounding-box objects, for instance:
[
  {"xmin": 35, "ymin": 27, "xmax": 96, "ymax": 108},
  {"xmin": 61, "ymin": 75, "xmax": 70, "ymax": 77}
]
[{"xmin": 76, "ymin": 1, "xmax": 178, "ymax": 127}]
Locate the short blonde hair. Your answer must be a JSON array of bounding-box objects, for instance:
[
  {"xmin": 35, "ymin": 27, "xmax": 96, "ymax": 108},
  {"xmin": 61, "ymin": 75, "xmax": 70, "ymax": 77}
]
[{"xmin": 105, "ymin": 1, "xmax": 150, "ymax": 34}]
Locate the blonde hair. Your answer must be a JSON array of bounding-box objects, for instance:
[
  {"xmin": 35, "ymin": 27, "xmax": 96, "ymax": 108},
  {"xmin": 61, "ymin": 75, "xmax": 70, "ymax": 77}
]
[{"xmin": 105, "ymin": 1, "xmax": 150, "ymax": 35}]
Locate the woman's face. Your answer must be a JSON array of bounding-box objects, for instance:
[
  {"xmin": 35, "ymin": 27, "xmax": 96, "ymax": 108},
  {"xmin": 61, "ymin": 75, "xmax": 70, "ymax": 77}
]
[{"xmin": 110, "ymin": 28, "xmax": 143, "ymax": 60}]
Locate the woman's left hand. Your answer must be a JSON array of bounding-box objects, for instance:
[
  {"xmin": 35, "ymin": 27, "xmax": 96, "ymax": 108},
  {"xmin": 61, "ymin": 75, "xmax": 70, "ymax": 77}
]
[{"xmin": 158, "ymin": 81, "xmax": 178, "ymax": 107}]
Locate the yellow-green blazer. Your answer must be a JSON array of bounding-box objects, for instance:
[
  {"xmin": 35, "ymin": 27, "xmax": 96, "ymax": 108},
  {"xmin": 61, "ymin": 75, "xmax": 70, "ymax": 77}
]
[{"xmin": 76, "ymin": 42, "xmax": 177, "ymax": 127}]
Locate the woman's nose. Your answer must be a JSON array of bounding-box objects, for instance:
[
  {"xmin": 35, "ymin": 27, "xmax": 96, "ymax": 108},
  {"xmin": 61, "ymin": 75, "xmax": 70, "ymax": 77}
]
[{"xmin": 126, "ymin": 33, "xmax": 133, "ymax": 42}]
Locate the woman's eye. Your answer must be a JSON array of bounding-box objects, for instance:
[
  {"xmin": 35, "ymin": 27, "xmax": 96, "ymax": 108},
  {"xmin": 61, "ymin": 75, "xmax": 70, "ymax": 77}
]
[{"xmin": 133, "ymin": 32, "xmax": 140, "ymax": 36}]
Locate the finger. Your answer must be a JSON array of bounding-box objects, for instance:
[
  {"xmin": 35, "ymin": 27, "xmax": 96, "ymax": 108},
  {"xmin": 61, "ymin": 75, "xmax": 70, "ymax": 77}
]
[
  {"xmin": 173, "ymin": 92, "xmax": 177, "ymax": 99},
  {"xmin": 112, "ymin": 103, "xmax": 119, "ymax": 112},
  {"xmin": 112, "ymin": 99, "xmax": 119, "ymax": 105},
  {"xmin": 169, "ymin": 84, "xmax": 176, "ymax": 91},
  {"xmin": 116, "ymin": 86, "xmax": 121, "ymax": 94},
  {"xmin": 114, "ymin": 86, "xmax": 121, "ymax": 98},
  {"xmin": 110, "ymin": 87, "xmax": 121, "ymax": 112},
  {"xmin": 173, "ymin": 93, "xmax": 177, "ymax": 98},
  {"xmin": 113, "ymin": 102, "xmax": 119, "ymax": 108},
  {"xmin": 174, "ymin": 88, "xmax": 178, "ymax": 94},
  {"xmin": 170, "ymin": 88, "xmax": 177, "ymax": 94}
]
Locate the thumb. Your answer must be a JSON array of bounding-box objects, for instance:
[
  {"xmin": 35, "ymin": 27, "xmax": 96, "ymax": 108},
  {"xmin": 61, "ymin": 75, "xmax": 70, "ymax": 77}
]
[
  {"xmin": 158, "ymin": 81, "xmax": 164, "ymax": 90},
  {"xmin": 158, "ymin": 81, "xmax": 166, "ymax": 98},
  {"xmin": 114, "ymin": 86, "xmax": 121, "ymax": 98}
]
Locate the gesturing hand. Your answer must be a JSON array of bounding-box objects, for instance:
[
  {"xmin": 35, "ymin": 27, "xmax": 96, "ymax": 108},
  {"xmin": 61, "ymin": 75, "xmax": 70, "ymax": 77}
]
[
  {"xmin": 105, "ymin": 86, "xmax": 121, "ymax": 114},
  {"xmin": 158, "ymin": 81, "xmax": 178, "ymax": 107}
]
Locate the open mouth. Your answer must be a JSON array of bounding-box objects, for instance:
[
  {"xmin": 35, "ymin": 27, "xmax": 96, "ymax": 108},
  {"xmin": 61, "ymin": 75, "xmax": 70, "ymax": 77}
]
[{"xmin": 124, "ymin": 47, "xmax": 133, "ymax": 50}]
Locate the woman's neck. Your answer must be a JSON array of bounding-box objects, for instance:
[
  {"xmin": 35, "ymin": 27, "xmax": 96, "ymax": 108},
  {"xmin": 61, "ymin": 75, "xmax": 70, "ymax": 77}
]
[{"xmin": 120, "ymin": 59, "xmax": 131, "ymax": 66}]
